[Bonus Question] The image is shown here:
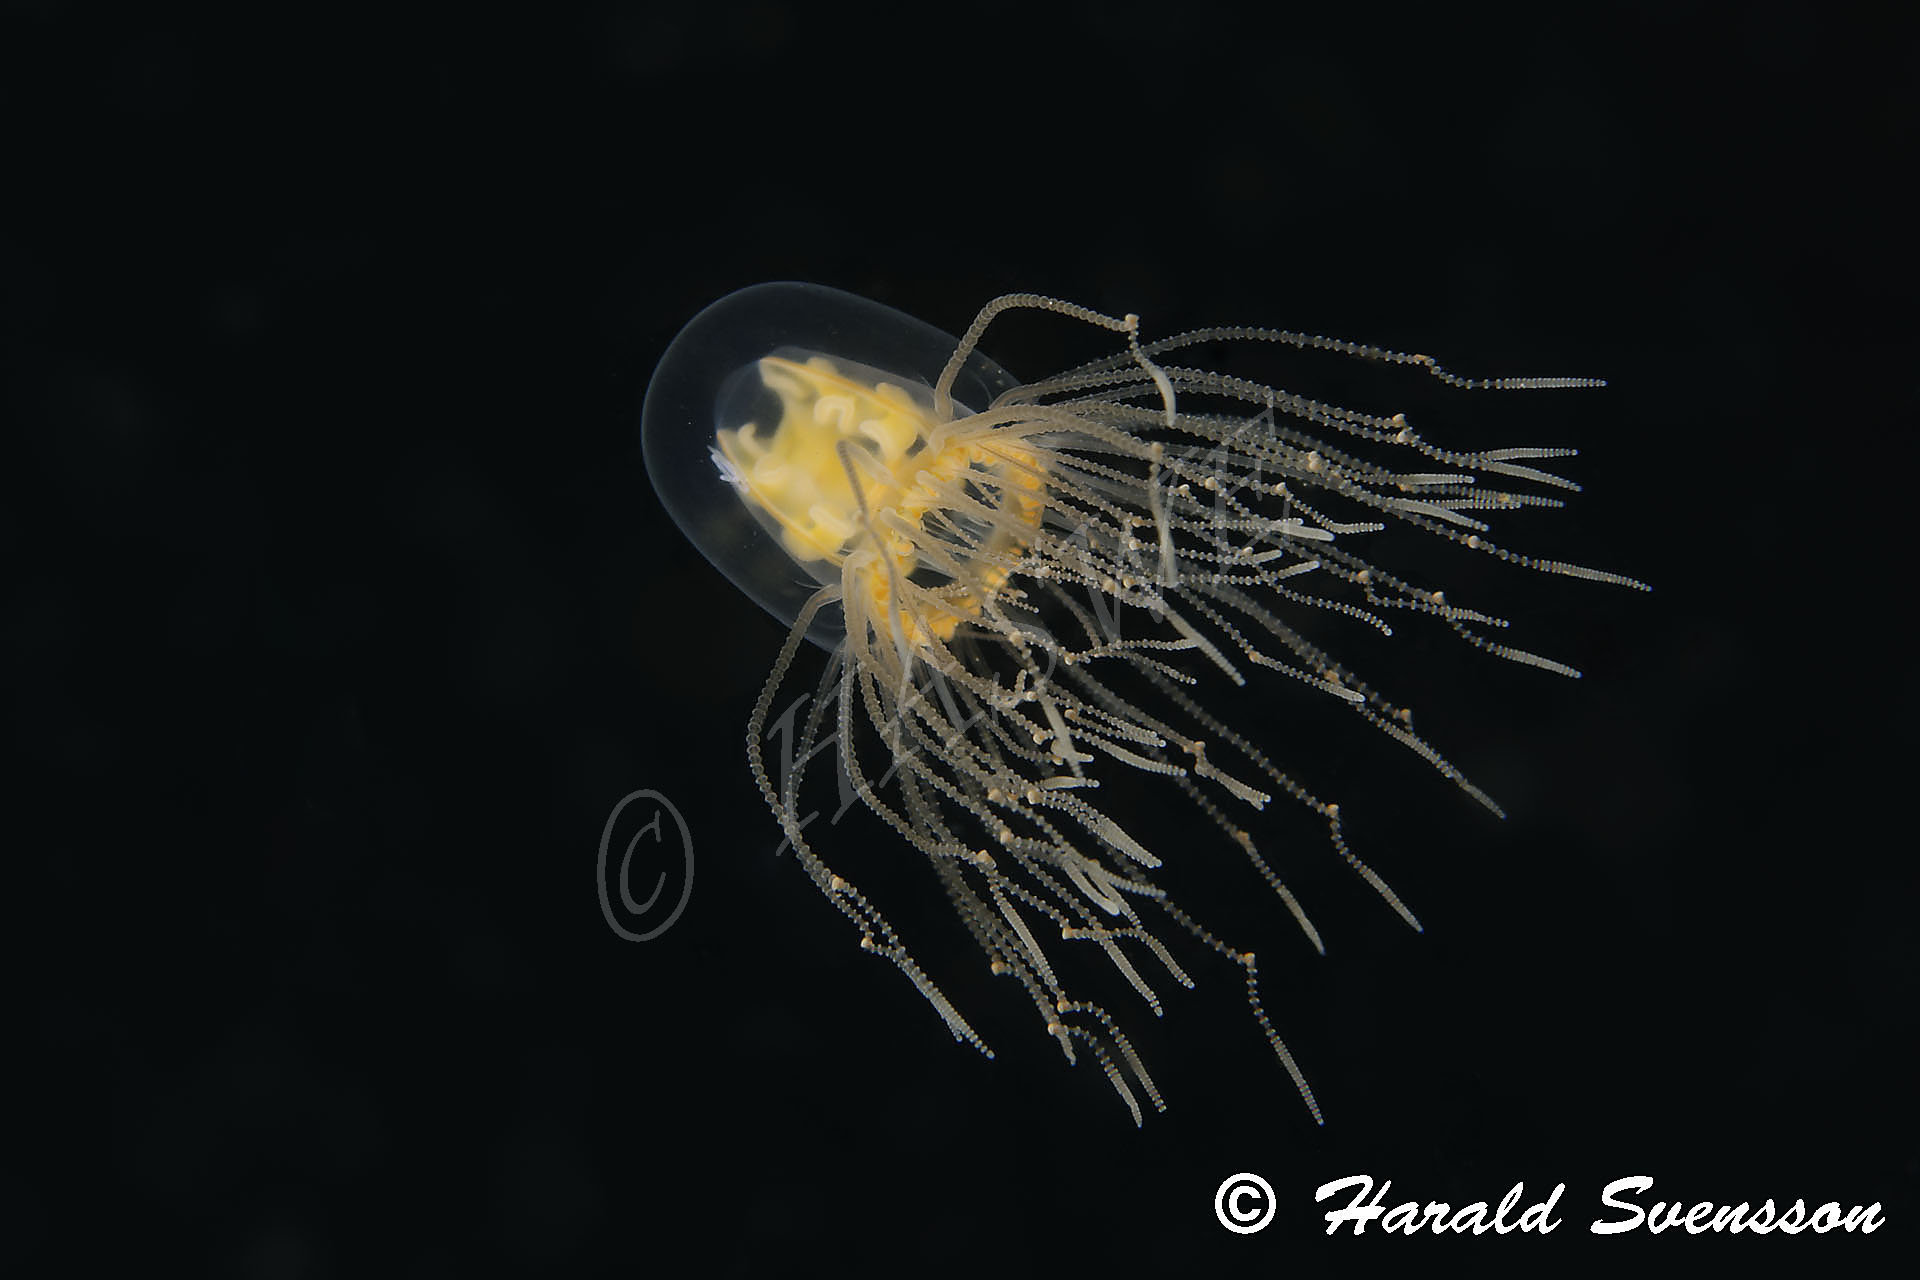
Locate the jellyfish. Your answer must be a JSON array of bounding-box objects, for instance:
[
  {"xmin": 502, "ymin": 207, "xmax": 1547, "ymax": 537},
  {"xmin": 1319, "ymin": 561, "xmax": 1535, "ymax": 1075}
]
[{"xmin": 641, "ymin": 282, "xmax": 1644, "ymax": 1125}]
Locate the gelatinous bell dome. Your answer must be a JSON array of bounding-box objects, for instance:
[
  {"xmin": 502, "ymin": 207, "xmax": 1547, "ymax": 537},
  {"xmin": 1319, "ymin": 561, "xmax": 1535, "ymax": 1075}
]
[{"xmin": 641, "ymin": 282, "xmax": 1020, "ymax": 648}]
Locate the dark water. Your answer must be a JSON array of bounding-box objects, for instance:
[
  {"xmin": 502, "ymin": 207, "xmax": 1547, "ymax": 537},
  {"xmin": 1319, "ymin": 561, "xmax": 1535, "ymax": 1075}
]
[{"xmin": 12, "ymin": 2, "xmax": 1913, "ymax": 1271}]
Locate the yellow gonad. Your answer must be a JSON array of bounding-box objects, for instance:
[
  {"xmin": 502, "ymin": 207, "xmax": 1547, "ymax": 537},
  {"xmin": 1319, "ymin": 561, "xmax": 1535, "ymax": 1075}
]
[{"xmin": 715, "ymin": 353, "xmax": 1044, "ymax": 652}]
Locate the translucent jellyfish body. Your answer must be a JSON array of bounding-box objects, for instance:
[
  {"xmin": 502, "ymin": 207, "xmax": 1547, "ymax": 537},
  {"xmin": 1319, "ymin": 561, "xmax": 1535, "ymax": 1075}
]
[{"xmin": 641, "ymin": 281, "xmax": 1643, "ymax": 1124}]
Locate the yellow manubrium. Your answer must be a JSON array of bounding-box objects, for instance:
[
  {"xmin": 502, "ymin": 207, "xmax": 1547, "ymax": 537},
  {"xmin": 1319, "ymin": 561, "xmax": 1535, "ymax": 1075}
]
[{"xmin": 716, "ymin": 354, "xmax": 1045, "ymax": 652}]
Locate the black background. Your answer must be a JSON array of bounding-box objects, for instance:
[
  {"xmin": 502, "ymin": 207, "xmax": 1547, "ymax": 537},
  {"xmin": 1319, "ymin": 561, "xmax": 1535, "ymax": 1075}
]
[{"xmin": 11, "ymin": 0, "xmax": 1916, "ymax": 1272}]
